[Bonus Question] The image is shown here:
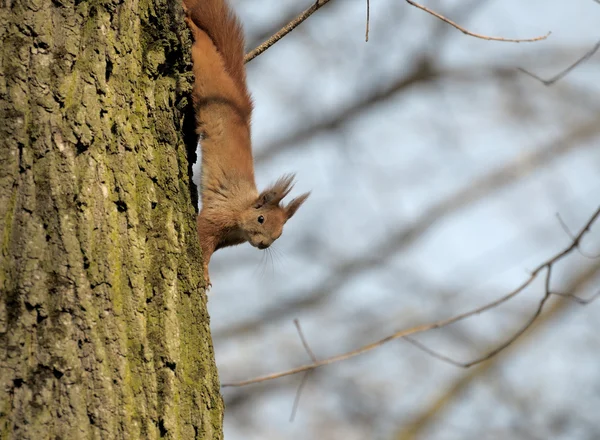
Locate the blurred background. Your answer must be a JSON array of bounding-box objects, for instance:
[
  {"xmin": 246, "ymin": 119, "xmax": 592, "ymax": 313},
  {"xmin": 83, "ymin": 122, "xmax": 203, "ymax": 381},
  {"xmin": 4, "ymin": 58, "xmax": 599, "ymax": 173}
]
[{"xmin": 196, "ymin": 0, "xmax": 600, "ymax": 438}]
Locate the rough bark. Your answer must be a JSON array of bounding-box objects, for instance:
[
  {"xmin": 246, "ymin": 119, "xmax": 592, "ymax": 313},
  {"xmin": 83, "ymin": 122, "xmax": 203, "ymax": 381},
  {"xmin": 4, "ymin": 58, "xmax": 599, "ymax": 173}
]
[{"xmin": 0, "ymin": 0, "xmax": 223, "ymax": 438}]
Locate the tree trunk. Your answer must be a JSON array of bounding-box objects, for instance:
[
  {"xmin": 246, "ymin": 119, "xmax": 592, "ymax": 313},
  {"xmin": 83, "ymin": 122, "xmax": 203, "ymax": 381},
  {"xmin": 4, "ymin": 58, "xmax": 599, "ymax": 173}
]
[{"xmin": 0, "ymin": 0, "xmax": 223, "ymax": 438}]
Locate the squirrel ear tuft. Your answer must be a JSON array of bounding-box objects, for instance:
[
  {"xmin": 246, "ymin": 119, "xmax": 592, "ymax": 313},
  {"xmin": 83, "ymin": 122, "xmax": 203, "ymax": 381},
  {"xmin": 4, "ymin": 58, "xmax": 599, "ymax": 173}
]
[
  {"xmin": 285, "ymin": 192, "xmax": 310, "ymax": 220},
  {"xmin": 256, "ymin": 174, "xmax": 296, "ymax": 208}
]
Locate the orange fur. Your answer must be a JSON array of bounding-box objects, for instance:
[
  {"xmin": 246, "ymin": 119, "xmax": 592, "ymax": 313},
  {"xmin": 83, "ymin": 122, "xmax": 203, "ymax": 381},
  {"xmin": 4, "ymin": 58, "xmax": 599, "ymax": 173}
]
[{"xmin": 183, "ymin": 0, "xmax": 310, "ymax": 288}]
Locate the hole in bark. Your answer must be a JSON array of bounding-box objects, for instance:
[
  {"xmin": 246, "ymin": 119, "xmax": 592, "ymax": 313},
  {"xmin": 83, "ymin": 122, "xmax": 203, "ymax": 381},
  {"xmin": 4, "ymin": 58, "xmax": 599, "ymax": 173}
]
[
  {"xmin": 53, "ymin": 368, "xmax": 64, "ymax": 379},
  {"xmin": 78, "ymin": 339, "xmax": 83, "ymax": 349},
  {"xmin": 75, "ymin": 140, "xmax": 88, "ymax": 155},
  {"xmin": 105, "ymin": 59, "xmax": 113, "ymax": 82},
  {"xmin": 18, "ymin": 143, "xmax": 25, "ymax": 173},
  {"xmin": 74, "ymin": 194, "xmax": 84, "ymax": 208},
  {"xmin": 88, "ymin": 412, "xmax": 96, "ymax": 425},
  {"xmin": 34, "ymin": 40, "xmax": 50, "ymax": 50},
  {"xmin": 83, "ymin": 257, "xmax": 90, "ymax": 269},
  {"xmin": 46, "ymin": 234, "xmax": 51, "ymax": 242},
  {"xmin": 158, "ymin": 419, "xmax": 168, "ymax": 437},
  {"xmin": 151, "ymin": 201, "xmax": 157, "ymax": 209},
  {"xmin": 115, "ymin": 200, "xmax": 127, "ymax": 212},
  {"xmin": 36, "ymin": 310, "xmax": 47, "ymax": 324},
  {"xmin": 13, "ymin": 378, "xmax": 23, "ymax": 388},
  {"xmin": 111, "ymin": 122, "xmax": 118, "ymax": 135},
  {"xmin": 166, "ymin": 361, "xmax": 176, "ymax": 372}
]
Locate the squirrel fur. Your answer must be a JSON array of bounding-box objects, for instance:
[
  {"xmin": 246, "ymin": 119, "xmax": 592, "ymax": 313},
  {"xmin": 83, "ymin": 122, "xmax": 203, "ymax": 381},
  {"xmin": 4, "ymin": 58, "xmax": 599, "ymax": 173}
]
[{"xmin": 182, "ymin": 0, "xmax": 310, "ymax": 288}]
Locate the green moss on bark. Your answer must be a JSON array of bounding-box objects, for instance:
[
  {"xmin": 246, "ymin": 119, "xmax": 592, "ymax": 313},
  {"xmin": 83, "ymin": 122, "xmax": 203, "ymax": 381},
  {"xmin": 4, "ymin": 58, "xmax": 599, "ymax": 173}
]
[{"xmin": 0, "ymin": 0, "xmax": 222, "ymax": 438}]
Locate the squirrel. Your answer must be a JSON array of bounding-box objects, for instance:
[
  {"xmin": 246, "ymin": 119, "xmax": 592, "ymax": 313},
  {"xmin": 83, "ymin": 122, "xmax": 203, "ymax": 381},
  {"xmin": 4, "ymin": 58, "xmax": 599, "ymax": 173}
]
[{"xmin": 182, "ymin": 0, "xmax": 310, "ymax": 288}]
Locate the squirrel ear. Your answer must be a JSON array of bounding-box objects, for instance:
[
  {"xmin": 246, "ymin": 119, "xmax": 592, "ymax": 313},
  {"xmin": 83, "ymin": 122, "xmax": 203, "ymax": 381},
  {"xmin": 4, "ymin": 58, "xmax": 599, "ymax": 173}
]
[
  {"xmin": 285, "ymin": 192, "xmax": 310, "ymax": 220},
  {"xmin": 255, "ymin": 174, "xmax": 296, "ymax": 208},
  {"xmin": 253, "ymin": 192, "xmax": 270, "ymax": 209}
]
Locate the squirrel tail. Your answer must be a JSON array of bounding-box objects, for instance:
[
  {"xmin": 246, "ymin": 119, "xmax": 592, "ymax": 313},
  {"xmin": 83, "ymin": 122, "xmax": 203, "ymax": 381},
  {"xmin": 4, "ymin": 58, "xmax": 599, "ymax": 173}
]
[{"xmin": 183, "ymin": 0, "xmax": 248, "ymax": 98}]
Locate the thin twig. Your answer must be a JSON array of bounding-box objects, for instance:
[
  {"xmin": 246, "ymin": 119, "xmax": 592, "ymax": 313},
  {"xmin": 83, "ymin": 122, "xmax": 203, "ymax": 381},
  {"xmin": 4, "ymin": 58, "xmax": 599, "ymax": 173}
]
[
  {"xmin": 289, "ymin": 319, "xmax": 317, "ymax": 422},
  {"xmin": 289, "ymin": 371, "xmax": 311, "ymax": 422},
  {"xmin": 556, "ymin": 212, "xmax": 576, "ymax": 240},
  {"xmin": 403, "ymin": 336, "xmax": 467, "ymax": 368},
  {"xmin": 294, "ymin": 319, "xmax": 318, "ymax": 362},
  {"xmin": 221, "ymin": 206, "xmax": 600, "ymax": 387},
  {"xmin": 244, "ymin": 0, "xmax": 550, "ymax": 63},
  {"xmin": 551, "ymin": 290, "xmax": 600, "ymax": 305},
  {"xmin": 405, "ymin": 0, "xmax": 550, "ymax": 43},
  {"xmin": 519, "ymin": 39, "xmax": 600, "ymax": 85},
  {"xmin": 365, "ymin": 0, "xmax": 370, "ymax": 42},
  {"xmin": 406, "ymin": 213, "xmax": 600, "ymax": 368},
  {"xmin": 245, "ymin": 0, "xmax": 332, "ymax": 63},
  {"xmin": 407, "ymin": 287, "xmax": 553, "ymax": 369},
  {"xmin": 400, "ymin": 287, "xmax": 599, "ymax": 369},
  {"xmin": 394, "ymin": 267, "xmax": 598, "ymax": 440},
  {"xmin": 556, "ymin": 212, "xmax": 600, "ymax": 258}
]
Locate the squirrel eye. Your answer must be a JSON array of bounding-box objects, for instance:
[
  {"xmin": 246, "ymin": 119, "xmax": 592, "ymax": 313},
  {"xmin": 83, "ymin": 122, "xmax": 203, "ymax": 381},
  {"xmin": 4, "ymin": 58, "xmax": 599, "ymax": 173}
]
[{"xmin": 257, "ymin": 215, "xmax": 265, "ymax": 224}]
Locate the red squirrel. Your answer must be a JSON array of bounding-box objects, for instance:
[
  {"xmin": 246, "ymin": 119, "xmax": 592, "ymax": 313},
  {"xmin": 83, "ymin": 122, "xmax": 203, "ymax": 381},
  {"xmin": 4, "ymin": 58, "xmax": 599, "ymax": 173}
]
[{"xmin": 182, "ymin": 0, "xmax": 310, "ymax": 288}]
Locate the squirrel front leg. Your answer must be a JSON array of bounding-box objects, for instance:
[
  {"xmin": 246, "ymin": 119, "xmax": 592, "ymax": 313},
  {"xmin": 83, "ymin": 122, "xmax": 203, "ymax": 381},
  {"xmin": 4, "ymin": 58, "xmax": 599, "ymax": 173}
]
[{"xmin": 197, "ymin": 214, "xmax": 217, "ymax": 289}]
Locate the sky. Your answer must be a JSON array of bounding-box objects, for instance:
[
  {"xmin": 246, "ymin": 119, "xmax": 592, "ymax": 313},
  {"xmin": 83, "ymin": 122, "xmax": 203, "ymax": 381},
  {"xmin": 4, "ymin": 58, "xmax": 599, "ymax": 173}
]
[{"xmin": 194, "ymin": 1, "xmax": 600, "ymax": 438}]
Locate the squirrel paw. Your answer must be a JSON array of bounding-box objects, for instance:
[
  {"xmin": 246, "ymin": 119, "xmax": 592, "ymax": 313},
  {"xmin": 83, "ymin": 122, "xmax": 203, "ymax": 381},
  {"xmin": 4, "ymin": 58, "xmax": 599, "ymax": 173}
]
[{"xmin": 203, "ymin": 265, "xmax": 211, "ymax": 290}]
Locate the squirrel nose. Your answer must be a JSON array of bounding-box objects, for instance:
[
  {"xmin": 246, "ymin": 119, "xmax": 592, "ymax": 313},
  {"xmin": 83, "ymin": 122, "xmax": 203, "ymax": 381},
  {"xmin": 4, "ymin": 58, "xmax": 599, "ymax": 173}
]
[{"xmin": 257, "ymin": 242, "xmax": 269, "ymax": 249}]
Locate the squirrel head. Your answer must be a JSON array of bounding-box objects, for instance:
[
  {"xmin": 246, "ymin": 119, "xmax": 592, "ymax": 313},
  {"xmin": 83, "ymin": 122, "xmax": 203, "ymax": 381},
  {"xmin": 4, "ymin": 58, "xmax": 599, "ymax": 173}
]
[{"xmin": 239, "ymin": 174, "xmax": 310, "ymax": 250}]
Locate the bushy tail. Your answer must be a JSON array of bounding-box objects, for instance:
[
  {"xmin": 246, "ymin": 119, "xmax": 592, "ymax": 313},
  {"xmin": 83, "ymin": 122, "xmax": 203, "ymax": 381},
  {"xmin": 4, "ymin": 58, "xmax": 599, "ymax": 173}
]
[{"xmin": 183, "ymin": 0, "xmax": 248, "ymax": 96}]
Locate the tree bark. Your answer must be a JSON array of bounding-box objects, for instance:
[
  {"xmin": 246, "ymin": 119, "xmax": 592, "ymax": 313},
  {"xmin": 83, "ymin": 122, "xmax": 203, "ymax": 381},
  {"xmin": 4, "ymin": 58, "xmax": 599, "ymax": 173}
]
[{"xmin": 0, "ymin": 0, "xmax": 222, "ymax": 438}]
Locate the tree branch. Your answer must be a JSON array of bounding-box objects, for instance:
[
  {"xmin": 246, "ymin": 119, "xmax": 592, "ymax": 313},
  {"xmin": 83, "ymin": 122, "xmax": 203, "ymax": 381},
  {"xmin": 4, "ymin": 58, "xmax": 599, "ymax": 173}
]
[
  {"xmin": 289, "ymin": 319, "xmax": 317, "ymax": 422},
  {"xmin": 519, "ymin": 39, "xmax": 600, "ymax": 85},
  {"xmin": 215, "ymin": 119, "xmax": 600, "ymax": 342},
  {"xmin": 245, "ymin": 0, "xmax": 332, "ymax": 63},
  {"xmin": 394, "ymin": 262, "xmax": 600, "ymax": 440},
  {"xmin": 365, "ymin": 0, "xmax": 370, "ymax": 42},
  {"xmin": 221, "ymin": 206, "xmax": 600, "ymax": 387},
  {"xmin": 244, "ymin": 0, "xmax": 549, "ymax": 64},
  {"xmin": 405, "ymin": 0, "xmax": 550, "ymax": 42}
]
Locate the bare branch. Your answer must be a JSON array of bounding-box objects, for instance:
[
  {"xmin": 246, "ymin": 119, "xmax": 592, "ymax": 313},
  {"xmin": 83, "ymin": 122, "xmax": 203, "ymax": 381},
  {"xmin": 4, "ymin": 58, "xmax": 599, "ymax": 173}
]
[
  {"xmin": 550, "ymin": 290, "xmax": 600, "ymax": 305},
  {"xmin": 519, "ymin": 39, "xmax": 600, "ymax": 85},
  {"xmin": 556, "ymin": 212, "xmax": 600, "ymax": 259},
  {"xmin": 394, "ymin": 263, "xmax": 600, "ymax": 439},
  {"xmin": 244, "ymin": 0, "xmax": 549, "ymax": 64},
  {"xmin": 245, "ymin": 0, "xmax": 332, "ymax": 63},
  {"xmin": 405, "ymin": 0, "xmax": 550, "ymax": 43},
  {"xmin": 403, "ymin": 336, "xmax": 468, "ymax": 368},
  {"xmin": 294, "ymin": 319, "xmax": 318, "ymax": 362},
  {"xmin": 405, "ymin": 284, "xmax": 556, "ymax": 369},
  {"xmin": 289, "ymin": 319, "xmax": 317, "ymax": 422},
  {"xmin": 254, "ymin": 58, "xmax": 441, "ymax": 163},
  {"xmin": 215, "ymin": 119, "xmax": 600, "ymax": 342},
  {"xmin": 365, "ymin": 0, "xmax": 370, "ymax": 42},
  {"xmin": 556, "ymin": 212, "xmax": 576, "ymax": 240},
  {"xmin": 289, "ymin": 372, "xmax": 311, "ymax": 422},
  {"xmin": 221, "ymin": 206, "xmax": 600, "ymax": 387}
]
